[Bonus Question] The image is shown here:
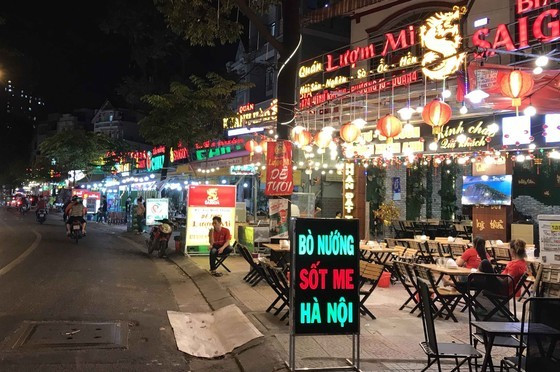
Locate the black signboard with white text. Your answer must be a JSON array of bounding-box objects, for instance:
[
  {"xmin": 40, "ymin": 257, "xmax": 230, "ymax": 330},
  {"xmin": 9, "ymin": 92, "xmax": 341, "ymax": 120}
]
[{"xmin": 291, "ymin": 218, "xmax": 359, "ymax": 335}]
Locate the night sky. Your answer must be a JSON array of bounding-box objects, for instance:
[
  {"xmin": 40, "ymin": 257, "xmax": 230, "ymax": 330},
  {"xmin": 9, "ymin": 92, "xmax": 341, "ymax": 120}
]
[{"xmin": 0, "ymin": 0, "xmax": 237, "ymax": 113}]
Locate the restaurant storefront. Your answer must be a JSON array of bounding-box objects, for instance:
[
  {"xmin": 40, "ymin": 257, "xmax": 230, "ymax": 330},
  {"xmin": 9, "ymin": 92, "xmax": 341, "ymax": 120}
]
[{"xmin": 293, "ymin": 0, "xmax": 560, "ymax": 242}]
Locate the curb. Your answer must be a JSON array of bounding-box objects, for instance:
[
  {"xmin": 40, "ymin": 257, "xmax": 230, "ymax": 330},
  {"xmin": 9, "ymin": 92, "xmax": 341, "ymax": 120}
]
[{"xmin": 167, "ymin": 253, "xmax": 289, "ymax": 372}]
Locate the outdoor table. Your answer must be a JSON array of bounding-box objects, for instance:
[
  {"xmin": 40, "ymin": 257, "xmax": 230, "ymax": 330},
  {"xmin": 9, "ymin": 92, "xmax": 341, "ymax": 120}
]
[
  {"xmin": 359, "ymin": 245, "xmax": 398, "ymax": 265},
  {"xmin": 471, "ymin": 321, "xmax": 560, "ymax": 372},
  {"xmin": 417, "ymin": 263, "xmax": 472, "ymax": 286},
  {"xmin": 263, "ymin": 243, "xmax": 291, "ymax": 269}
]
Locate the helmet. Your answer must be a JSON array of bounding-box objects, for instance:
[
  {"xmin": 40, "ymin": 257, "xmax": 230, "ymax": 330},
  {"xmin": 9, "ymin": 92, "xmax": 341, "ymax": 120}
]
[
  {"xmin": 160, "ymin": 223, "xmax": 172, "ymax": 234},
  {"xmin": 72, "ymin": 195, "xmax": 78, "ymax": 201}
]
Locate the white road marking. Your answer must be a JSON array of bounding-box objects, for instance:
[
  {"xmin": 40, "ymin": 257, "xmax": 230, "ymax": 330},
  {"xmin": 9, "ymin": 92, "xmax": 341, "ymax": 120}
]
[{"xmin": 0, "ymin": 230, "xmax": 42, "ymax": 277}]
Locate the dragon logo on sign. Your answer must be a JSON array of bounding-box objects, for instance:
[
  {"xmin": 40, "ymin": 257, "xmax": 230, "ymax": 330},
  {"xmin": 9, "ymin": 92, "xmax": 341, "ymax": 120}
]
[{"xmin": 420, "ymin": 6, "xmax": 466, "ymax": 81}]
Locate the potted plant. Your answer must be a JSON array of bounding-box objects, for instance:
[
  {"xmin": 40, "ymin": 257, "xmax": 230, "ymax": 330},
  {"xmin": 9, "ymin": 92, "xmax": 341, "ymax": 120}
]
[{"xmin": 373, "ymin": 202, "xmax": 400, "ymax": 238}]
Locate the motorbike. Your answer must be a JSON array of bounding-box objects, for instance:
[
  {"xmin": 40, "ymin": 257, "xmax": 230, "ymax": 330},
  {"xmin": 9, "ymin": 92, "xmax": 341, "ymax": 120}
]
[
  {"xmin": 36, "ymin": 209, "xmax": 47, "ymax": 224},
  {"xmin": 70, "ymin": 220, "xmax": 83, "ymax": 244},
  {"xmin": 146, "ymin": 219, "xmax": 173, "ymax": 258}
]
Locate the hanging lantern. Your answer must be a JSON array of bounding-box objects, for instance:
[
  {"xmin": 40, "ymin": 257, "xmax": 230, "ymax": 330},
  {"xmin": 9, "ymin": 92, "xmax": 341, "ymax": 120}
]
[
  {"xmin": 292, "ymin": 129, "xmax": 312, "ymax": 147},
  {"xmin": 245, "ymin": 139, "xmax": 258, "ymax": 154},
  {"xmin": 314, "ymin": 131, "xmax": 332, "ymax": 148},
  {"xmin": 500, "ymin": 70, "xmax": 534, "ymax": 107},
  {"xmin": 339, "ymin": 122, "xmax": 361, "ymax": 143},
  {"xmin": 422, "ymin": 99, "xmax": 452, "ymax": 135},
  {"xmin": 376, "ymin": 114, "xmax": 402, "ymax": 144}
]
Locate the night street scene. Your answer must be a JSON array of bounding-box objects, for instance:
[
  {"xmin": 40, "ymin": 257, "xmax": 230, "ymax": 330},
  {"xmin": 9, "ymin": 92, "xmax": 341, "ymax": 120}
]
[{"xmin": 1, "ymin": 1, "xmax": 560, "ymax": 371}]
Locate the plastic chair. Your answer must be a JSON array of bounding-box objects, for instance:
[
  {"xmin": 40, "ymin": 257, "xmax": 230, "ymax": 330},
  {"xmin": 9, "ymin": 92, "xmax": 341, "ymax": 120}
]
[{"xmin": 417, "ymin": 277, "xmax": 482, "ymax": 372}]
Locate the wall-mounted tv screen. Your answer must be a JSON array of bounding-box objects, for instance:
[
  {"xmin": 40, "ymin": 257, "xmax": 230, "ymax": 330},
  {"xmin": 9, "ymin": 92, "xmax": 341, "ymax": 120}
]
[{"xmin": 462, "ymin": 175, "xmax": 512, "ymax": 206}]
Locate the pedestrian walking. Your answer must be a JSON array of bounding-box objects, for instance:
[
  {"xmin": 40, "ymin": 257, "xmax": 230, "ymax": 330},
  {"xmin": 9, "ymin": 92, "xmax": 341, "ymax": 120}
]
[
  {"xmin": 101, "ymin": 196, "xmax": 108, "ymax": 223},
  {"xmin": 135, "ymin": 197, "xmax": 145, "ymax": 234}
]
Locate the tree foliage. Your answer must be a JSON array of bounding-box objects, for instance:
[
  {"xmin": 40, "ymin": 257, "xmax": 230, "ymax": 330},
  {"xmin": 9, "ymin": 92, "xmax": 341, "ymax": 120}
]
[
  {"xmin": 100, "ymin": 0, "xmax": 194, "ymax": 108},
  {"xmin": 139, "ymin": 73, "xmax": 250, "ymax": 147},
  {"xmin": 154, "ymin": 0, "xmax": 280, "ymax": 47},
  {"xmin": 39, "ymin": 130, "xmax": 126, "ymax": 177}
]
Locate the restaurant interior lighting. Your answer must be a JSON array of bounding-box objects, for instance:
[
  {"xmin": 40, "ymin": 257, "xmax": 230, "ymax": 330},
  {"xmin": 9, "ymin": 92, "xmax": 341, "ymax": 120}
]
[
  {"xmin": 529, "ymin": 143, "xmax": 536, "ymax": 150},
  {"xmin": 524, "ymin": 104, "xmax": 537, "ymax": 117},
  {"xmin": 352, "ymin": 118, "xmax": 367, "ymax": 129},
  {"xmin": 429, "ymin": 142, "xmax": 438, "ymax": 151},
  {"xmin": 404, "ymin": 122, "xmax": 414, "ymax": 131},
  {"xmin": 549, "ymin": 150, "xmax": 560, "ymax": 159},
  {"xmin": 459, "ymin": 104, "xmax": 468, "ymax": 115},
  {"xmin": 416, "ymin": 106, "xmax": 424, "ymax": 113},
  {"xmin": 464, "ymin": 89, "xmax": 489, "ymax": 104},
  {"xmin": 457, "ymin": 134, "xmax": 467, "ymax": 143},
  {"xmin": 397, "ymin": 106, "xmax": 415, "ymax": 121},
  {"xmin": 441, "ymin": 89, "xmax": 451, "ymax": 99},
  {"xmin": 243, "ymin": 183, "xmax": 248, "ymax": 188},
  {"xmin": 535, "ymin": 55, "xmax": 549, "ymax": 67},
  {"xmin": 533, "ymin": 66, "xmax": 543, "ymax": 75},
  {"xmin": 516, "ymin": 154, "xmax": 526, "ymax": 162}
]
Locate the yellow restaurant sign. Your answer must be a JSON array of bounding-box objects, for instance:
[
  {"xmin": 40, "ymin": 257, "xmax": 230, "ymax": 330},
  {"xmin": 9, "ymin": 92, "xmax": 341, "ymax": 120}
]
[{"xmin": 223, "ymin": 99, "xmax": 278, "ymax": 129}]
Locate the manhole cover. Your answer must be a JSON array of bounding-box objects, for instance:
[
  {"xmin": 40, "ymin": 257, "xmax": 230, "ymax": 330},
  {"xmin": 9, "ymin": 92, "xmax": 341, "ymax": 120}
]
[{"xmin": 10, "ymin": 321, "xmax": 128, "ymax": 350}]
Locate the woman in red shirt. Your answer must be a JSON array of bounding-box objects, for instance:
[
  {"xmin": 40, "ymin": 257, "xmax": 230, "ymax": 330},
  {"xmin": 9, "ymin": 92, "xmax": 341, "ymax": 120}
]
[
  {"xmin": 457, "ymin": 237, "xmax": 490, "ymax": 269},
  {"xmin": 501, "ymin": 239, "xmax": 528, "ymax": 291}
]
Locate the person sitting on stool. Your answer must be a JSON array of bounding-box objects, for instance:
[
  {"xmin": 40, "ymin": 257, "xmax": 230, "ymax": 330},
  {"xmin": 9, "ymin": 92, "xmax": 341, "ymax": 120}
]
[{"xmin": 208, "ymin": 216, "xmax": 233, "ymax": 277}]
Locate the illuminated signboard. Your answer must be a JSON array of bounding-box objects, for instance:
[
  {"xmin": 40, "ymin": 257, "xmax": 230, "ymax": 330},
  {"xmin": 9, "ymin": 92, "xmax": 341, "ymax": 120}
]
[
  {"xmin": 223, "ymin": 99, "xmax": 278, "ymax": 129},
  {"xmin": 472, "ymin": 1, "xmax": 560, "ymax": 57},
  {"xmin": 230, "ymin": 165, "xmax": 256, "ymax": 175},
  {"xmin": 502, "ymin": 116, "xmax": 532, "ymax": 146},
  {"xmin": 343, "ymin": 162, "xmax": 356, "ymax": 218},
  {"xmin": 170, "ymin": 146, "xmax": 189, "ymax": 163},
  {"xmin": 146, "ymin": 198, "xmax": 169, "ymax": 226},
  {"xmin": 298, "ymin": 7, "xmax": 467, "ymax": 109},
  {"xmin": 291, "ymin": 218, "xmax": 359, "ymax": 335},
  {"xmin": 186, "ymin": 185, "xmax": 236, "ymax": 250},
  {"xmin": 545, "ymin": 114, "xmax": 560, "ymax": 143},
  {"xmin": 191, "ymin": 138, "xmax": 246, "ymax": 161},
  {"xmin": 436, "ymin": 118, "xmax": 500, "ymax": 150}
]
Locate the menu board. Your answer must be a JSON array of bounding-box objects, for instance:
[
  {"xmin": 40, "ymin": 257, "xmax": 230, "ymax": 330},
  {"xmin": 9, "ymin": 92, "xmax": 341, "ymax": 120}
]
[
  {"xmin": 538, "ymin": 215, "xmax": 560, "ymax": 264},
  {"xmin": 291, "ymin": 218, "xmax": 359, "ymax": 335}
]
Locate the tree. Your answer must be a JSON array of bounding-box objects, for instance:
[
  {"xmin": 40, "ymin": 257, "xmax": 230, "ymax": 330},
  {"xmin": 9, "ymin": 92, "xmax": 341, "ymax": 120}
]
[
  {"xmin": 99, "ymin": 0, "xmax": 195, "ymax": 109},
  {"xmin": 39, "ymin": 130, "xmax": 126, "ymax": 186},
  {"xmin": 139, "ymin": 73, "xmax": 248, "ymax": 148},
  {"xmin": 154, "ymin": 0, "xmax": 302, "ymax": 140}
]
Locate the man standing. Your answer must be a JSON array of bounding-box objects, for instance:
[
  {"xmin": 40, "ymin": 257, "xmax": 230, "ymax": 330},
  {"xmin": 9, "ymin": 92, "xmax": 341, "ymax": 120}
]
[
  {"xmin": 135, "ymin": 197, "xmax": 145, "ymax": 234},
  {"xmin": 208, "ymin": 216, "xmax": 233, "ymax": 277},
  {"xmin": 101, "ymin": 196, "xmax": 108, "ymax": 223}
]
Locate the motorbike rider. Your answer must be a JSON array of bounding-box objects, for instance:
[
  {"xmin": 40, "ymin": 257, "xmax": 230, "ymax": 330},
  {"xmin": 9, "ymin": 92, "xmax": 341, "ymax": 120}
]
[
  {"xmin": 65, "ymin": 196, "xmax": 87, "ymax": 237},
  {"xmin": 36, "ymin": 196, "xmax": 48, "ymax": 217}
]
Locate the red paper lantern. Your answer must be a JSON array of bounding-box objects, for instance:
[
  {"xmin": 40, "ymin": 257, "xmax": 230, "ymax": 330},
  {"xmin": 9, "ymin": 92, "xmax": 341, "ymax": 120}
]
[
  {"xmin": 245, "ymin": 139, "xmax": 258, "ymax": 154},
  {"xmin": 292, "ymin": 129, "xmax": 312, "ymax": 147},
  {"xmin": 422, "ymin": 99, "xmax": 452, "ymax": 135},
  {"xmin": 376, "ymin": 114, "xmax": 402, "ymax": 144},
  {"xmin": 314, "ymin": 131, "xmax": 332, "ymax": 148},
  {"xmin": 500, "ymin": 70, "xmax": 534, "ymax": 107},
  {"xmin": 339, "ymin": 122, "xmax": 361, "ymax": 143}
]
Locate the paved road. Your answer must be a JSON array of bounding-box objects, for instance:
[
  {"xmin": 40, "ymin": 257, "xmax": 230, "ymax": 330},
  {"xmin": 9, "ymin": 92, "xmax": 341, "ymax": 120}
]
[{"xmin": 0, "ymin": 208, "xmax": 189, "ymax": 371}]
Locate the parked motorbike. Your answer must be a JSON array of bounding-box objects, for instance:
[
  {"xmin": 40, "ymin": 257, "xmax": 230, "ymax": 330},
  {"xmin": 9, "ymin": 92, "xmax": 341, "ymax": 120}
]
[
  {"xmin": 70, "ymin": 220, "xmax": 83, "ymax": 244},
  {"xmin": 36, "ymin": 209, "xmax": 47, "ymax": 224},
  {"xmin": 146, "ymin": 219, "xmax": 173, "ymax": 258}
]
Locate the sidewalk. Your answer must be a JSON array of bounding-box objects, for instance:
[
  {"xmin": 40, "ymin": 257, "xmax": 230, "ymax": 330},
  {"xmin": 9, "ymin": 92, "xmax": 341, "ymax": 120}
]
[{"xmin": 100, "ymin": 222, "xmax": 511, "ymax": 371}]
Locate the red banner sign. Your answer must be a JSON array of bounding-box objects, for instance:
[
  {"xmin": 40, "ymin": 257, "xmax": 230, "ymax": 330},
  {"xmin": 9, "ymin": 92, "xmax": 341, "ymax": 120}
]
[
  {"xmin": 265, "ymin": 141, "xmax": 293, "ymax": 196},
  {"xmin": 187, "ymin": 185, "xmax": 236, "ymax": 208}
]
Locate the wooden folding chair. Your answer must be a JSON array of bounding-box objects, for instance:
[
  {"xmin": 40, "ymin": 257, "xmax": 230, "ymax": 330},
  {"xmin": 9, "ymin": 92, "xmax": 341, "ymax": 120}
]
[
  {"xmin": 448, "ymin": 243, "xmax": 468, "ymax": 260},
  {"xmin": 385, "ymin": 238, "xmax": 398, "ymax": 248},
  {"xmin": 238, "ymin": 244, "xmax": 265, "ymax": 286},
  {"xmin": 415, "ymin": 265, "xmax": 463, "ymax": 322},
  {"xmin": 492, "ymin": 246, "xmax": 511, "ymax": 271},
  {"xmin": 358, "ymin": 261, "xmax": 384, "ymax": 319},
  {"xmin": 414, "ymin": 241, "xmax": 436, "ymax": 264},
  {"xmin": 393, "ymin": 260, "xmax": 420, "ymax": 313},
  {"xmin": 261, "ymin": 261, "xmax": 290, "ymax": 320},
  {"xmin": 535, "ymin": 265, "xmax": 560, "ymax": 298}
]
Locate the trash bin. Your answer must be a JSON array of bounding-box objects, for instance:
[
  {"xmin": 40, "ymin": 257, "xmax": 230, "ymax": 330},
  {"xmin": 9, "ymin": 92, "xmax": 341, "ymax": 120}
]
[{"xmin": 378, "ymin": 272, "xmax": 392, "ymax": 288}]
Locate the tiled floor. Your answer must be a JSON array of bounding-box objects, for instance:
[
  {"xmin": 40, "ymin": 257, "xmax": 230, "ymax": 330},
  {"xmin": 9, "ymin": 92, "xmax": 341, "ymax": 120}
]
[{"xmin": 189, "ymin": 255, "xmax": 515, "ymax": 370}]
